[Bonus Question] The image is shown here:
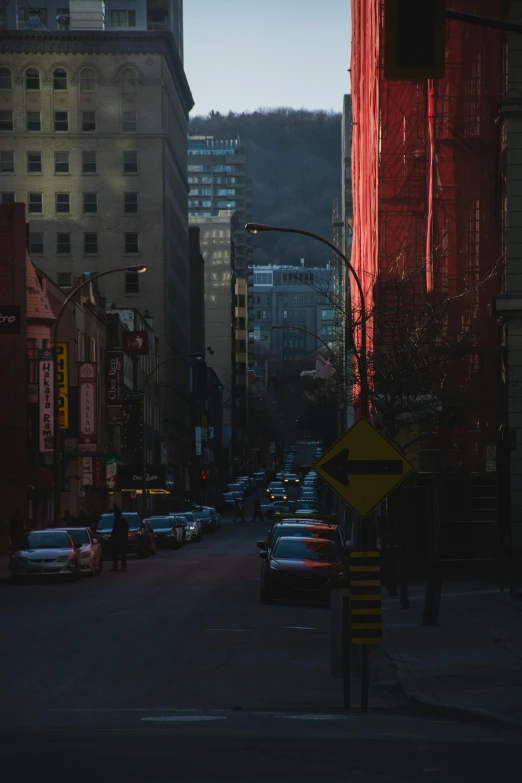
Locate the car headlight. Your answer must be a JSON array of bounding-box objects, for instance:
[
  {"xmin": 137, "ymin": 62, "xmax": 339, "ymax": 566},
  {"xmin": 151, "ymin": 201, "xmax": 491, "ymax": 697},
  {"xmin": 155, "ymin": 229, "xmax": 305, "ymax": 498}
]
[
  {"xmin": 57, "ymin": 556, "xmax": 69, "ymax": 562},
  {"xmin": 189, "ymin": 525, "xmax": 196, "ymax": 530}
]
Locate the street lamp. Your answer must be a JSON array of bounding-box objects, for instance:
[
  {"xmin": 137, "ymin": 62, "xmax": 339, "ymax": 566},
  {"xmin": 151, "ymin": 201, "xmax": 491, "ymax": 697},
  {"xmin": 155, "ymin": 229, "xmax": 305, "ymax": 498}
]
[
  {"xmin": 52, "ymin": 264, "xmax": 146, "ymax": 525},
  {"xmin": 246, "ymin": 222, "xmax": 369, "ymax": 416},
  {"xmin": 140, "ymin": 351, "xmax": 203, "ymax": 515}
]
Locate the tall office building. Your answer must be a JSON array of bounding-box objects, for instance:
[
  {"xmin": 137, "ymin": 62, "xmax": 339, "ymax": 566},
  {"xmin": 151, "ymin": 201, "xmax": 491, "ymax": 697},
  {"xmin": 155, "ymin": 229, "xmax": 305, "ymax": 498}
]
[
  {"xmin": 0, "ymin": 3, "xmax": 195, "ymax": 474},
  {"xmin": 187, "ymin": 135, "xmax": 253, "ymax": 277}
]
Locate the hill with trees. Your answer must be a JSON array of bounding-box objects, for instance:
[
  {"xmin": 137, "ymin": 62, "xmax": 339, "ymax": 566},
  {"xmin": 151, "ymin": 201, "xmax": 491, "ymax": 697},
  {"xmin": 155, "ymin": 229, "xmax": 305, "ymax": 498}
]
[{"xmin": 189, "ymin": 108, "xmax": 342, "ymax": 267}]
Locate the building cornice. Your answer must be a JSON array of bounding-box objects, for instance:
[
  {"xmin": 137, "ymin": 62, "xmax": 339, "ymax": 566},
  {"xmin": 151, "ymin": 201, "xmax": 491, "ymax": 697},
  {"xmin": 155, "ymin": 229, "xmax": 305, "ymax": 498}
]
[{"xmin": 0, "ymin": 30, "xmax": 194, "ymax": 116}]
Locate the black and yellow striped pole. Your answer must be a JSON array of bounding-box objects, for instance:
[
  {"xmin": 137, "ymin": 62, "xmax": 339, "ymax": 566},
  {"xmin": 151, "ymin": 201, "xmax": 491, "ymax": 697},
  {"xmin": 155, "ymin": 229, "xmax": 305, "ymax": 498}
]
[{"xmin": 349, "ymin": 551, "xmax": 382, "ymax": 711}]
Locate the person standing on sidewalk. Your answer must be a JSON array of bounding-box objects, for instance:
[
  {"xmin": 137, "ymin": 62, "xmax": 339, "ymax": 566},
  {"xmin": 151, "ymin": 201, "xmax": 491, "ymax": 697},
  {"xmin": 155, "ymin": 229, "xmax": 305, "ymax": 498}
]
[
  {"xmin": 111, "ymin": 506, "xmax": 128, "ymax": 572},
  {"xmin": 252, "ymin": 497, "xmax": 264, "ymax": 523}
]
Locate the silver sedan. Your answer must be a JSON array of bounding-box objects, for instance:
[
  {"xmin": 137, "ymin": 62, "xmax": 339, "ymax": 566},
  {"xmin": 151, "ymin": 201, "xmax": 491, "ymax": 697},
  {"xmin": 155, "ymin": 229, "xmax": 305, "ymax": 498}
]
[
  {"xmin": 10, "ymin": 530, "xmax": 81, "ymax": 583},
  {"xmin": 53, "ymin": 527, "xmax": 103, "ymax": 577}
]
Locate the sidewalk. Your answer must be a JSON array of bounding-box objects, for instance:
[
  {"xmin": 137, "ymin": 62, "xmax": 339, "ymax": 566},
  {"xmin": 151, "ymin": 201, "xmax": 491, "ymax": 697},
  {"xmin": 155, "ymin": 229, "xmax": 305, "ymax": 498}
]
[{"xmin": 381, "ymin": 581, "xmax": 522, "ymax": 728}]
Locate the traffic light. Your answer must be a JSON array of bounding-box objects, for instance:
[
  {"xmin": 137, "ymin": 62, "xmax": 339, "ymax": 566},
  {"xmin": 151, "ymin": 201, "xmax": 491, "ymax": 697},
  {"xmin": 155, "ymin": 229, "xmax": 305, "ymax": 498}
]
[
  {"xmin": 201, "ymin": 470, "xmax": 207, "ymax": 481},
  {"xmin": 384, "ymin": 0, "xmax": 446, "ymax": 80}
]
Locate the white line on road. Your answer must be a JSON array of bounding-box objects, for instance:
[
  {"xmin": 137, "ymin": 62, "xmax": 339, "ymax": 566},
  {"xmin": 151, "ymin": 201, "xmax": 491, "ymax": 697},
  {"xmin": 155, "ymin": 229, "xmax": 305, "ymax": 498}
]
[{"xmin": 141, "ymin": 715, "xmax": 227, "ymax": 723}]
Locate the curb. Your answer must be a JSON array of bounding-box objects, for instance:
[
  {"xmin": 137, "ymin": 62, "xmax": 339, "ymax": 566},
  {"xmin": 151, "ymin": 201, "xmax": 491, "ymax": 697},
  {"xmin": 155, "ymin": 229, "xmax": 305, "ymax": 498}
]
[{"xmin": 389, "ymin": 652, "xmax": 522, "ymax": 731}]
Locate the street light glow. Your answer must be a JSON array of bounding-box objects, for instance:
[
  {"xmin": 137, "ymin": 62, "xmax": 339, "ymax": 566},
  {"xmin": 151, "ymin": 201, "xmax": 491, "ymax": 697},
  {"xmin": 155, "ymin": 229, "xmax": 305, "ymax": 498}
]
[
  {"xmin": 245, "ymin": 223, "xmax": 273, "ymax": 234},
  {"xmin": 128, "ymin": 264, "xmax": 147, "ymax": 273}
]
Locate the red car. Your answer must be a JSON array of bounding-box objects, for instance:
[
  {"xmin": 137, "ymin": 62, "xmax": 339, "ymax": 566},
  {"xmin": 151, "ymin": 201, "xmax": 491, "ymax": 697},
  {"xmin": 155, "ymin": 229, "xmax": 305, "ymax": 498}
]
[{"xmin": 259, "ymin": 536, "xmax": 348, "ymax": 604}]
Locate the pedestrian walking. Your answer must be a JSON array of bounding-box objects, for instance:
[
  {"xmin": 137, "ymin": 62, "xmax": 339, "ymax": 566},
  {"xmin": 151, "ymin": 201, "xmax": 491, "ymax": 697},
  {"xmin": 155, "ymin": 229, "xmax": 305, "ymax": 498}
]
[
  {"xmin": 9, "ymin": 509, "xmax": 24, "ymax": 548},
  {"xmin": 252, "ymin": 497, "xmax": 264, "ymax": 523},
  {"xmin": 111, "ymin": 506, "xmax": 128, "ymax": 572},
  {"xmin": 61, "ymin": 509, "xmax": 77, "ymax": 526}
]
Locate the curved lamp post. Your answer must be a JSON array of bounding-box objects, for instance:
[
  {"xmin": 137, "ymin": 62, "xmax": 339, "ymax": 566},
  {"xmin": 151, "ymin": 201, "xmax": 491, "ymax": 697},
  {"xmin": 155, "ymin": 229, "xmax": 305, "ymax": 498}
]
[
  {"xmin": 140, "ymin": 351, "xmax": 203, "ymax": 515},
  {"xmin": 246, "ymin": 222, "xmax": 369, "ymax": 416},
  {"xmin": 53, "ymin": 264, "xmax": 146, "ymax": 525}
]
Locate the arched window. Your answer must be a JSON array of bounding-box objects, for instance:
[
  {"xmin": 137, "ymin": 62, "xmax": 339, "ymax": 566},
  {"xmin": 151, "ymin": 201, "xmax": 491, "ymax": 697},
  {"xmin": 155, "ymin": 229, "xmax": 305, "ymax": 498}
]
[
  {"xmin": 80, "ymin": 68, "xmax": 96, "ymax": 92},
  {"xmin": 0, "ymin": 68, "xmax": 12, "ymax": 91},
  {"xmin": 121, "ymin": 68, "xmax": 137, "ymax": 93},
  {"xmin": 52, "ymin": 68, "xmax": 68, "ymax": 91},
  {"xmin": 25, "ymin": 68, "xmax": 40, "ymax": 90}
]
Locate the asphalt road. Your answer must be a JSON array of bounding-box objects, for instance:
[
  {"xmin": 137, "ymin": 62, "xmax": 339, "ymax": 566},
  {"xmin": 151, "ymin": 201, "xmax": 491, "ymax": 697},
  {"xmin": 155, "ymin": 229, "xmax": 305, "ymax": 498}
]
[{"xmin": 0, "ymin": 487, "xmax": 519, "ymax": 782}]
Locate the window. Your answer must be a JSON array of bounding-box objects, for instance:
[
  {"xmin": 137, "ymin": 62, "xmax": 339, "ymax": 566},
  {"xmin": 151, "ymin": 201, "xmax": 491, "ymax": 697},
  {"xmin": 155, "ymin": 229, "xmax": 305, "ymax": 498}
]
[
  {"xmin": 254, "ymin": 271, "xmax": 273, "ymax": 286},
  {"xmin": 82, "ymin": 111, "xmax": 96, "ymax": 132},
  {"xmin": 0, "ymin": 193, "xmax": 15, "ymax": 203},
  {"xmin": 56, "ymin": 233, "xmax": 71, "ymax": 253},
  {"xmin": 82, "ymin": 151, "xmax": 96, "ymax": 174},
  {"xmin": 110, "ymin": 10, "xmax": 136, "ymax": 27},
  {"xmin": 123, "ymin": 151, "xmax": 138, "ymax": 173},
  {"xmin": 83, "ymin": 192, "xmax": 97, "ymax": 214},
  {"xmin": 124, "ymin": 192, "xmax": 138, "ymax": 213},
  {"xmin": 0, "ymin": 111, "xmax": 13, "ymax": 131},
  {"xmin": 29, "ymin": 232, "xmax": 43, "ymax": 254},
  {"xmin": 54, "ymin": 151, "xmax": 69, "ymax": 174},
  {"xmin": 80, "ymin": 68, "xmax": 95, "ymax": 92},
  {"xmin": 28, "ymin": 192, "xmax": 42, "ymax": 213},
  {"xmin": 321, "ymin": 308, "xmax": 335, "ymax": 320},
  {"xmin": 26, "ymin": 69, "xmax": 39, "ymax": 92},
  {"xmin": 26, "ymin": 111, "xmax": 41, "ymax": 131},
  {"xmin": 55, "ymin": 193, "xmax": 70, "ymax": 213},
  {"xmin": 53, "ymin": 69, "xmax": 67, "ymax": 90},
  {"xmin": 54, "ymin": 111, "xmax": 68, "ymax": 131},
  {"xmin": 27, "ymin": 152, "xmax": 42, "ymax": 173},
  {"xmin": 0, "ymin": 151, "xmax": 14, "ymax": 172},
  {"xmin": 17, "ymin": 8, "xmax": 47, "ymax": 28},
  {"xmin": 125, "ymin": 271, "xmax": 139, "ymax": 294},
  {"xmin": 0, "ymin": 67, "xmax": 12, "ymax": 90},
  {"xmin": 123, "ymin": 111, "xmax": 137, "ymax": 132},
  {"xmin": 57, "ymin": 272, "xmax": 72, "ymax": 288},
  {"xmin": 84, "ymin": 233, "xmax": 98, "ymax": 254},
  {"xmin": 121, "ymin": 68, "xmax": 137, "ymax": 92},
  {"xmin": 125, "ymin": 233, "xmax": 139, "ymax": 253}
]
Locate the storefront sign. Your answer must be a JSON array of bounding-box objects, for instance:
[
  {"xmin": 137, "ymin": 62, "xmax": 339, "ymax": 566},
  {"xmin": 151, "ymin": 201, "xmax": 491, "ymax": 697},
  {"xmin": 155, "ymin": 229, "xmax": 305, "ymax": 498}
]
[
  {"xmin": 106, "ymin": 349, "xmax": 123, "ymax": 425},
  {"xmin": 82, "ymin": 457, "xmax": 93, "ymax": 486},
  {"xmin": 118, "ymin": 464, "xmax": 170, "ymax": 490},
  {"xmin": 106, "ymin": 457, "xmax": 117, "ymax": 490},
  {"xmin": 93, "ymin": 459, "xmax": 106, "ymax": 488},
  {"xmin": 124, "ymin": 353, "xmax": 133, "ymax": 389},
  {"xmin": 78, "ymin": 362, "xmax": 97, "ymax": 454},
  {"xmin": 38, "ymin": 349, "xmax": 54, "ymax": 453},
  {"xmin": 124, "ymin": 331, "xmax": 148, "ymax": 355},
  {"xmin": 195, "ymin": 426, "xmax": 202, "ymax": 456},
  {"xmin": 55, "ymin": 342, "xmax": 69, "ymax": 430},
  {"xmin": 0, "ymin": 305, "xmax": 21, "ymax": 334}
]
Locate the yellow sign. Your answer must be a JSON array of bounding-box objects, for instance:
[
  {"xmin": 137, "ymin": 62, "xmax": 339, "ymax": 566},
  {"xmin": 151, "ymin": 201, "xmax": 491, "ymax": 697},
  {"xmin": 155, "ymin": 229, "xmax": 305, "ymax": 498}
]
[
  {"xmin": 56, "ymin": 342, "xmax": 69, "ymax": 430},
  {"xmin": 313, "ymin": 418, "xmax": 413, "ymax": 518}
]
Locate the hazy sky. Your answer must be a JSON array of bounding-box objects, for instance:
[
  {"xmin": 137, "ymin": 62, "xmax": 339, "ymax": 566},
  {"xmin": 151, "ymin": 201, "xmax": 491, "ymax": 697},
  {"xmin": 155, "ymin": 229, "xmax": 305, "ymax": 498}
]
[{"xmin": 183, "ymin": 0, "xmax": 352, "ymax": 116}]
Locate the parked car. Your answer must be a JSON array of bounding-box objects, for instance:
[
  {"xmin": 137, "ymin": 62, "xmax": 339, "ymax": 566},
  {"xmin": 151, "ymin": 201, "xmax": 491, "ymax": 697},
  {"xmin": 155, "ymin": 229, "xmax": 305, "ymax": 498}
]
[
  {"xmin": 259, "ymin": 536, "xmax": 347, "ymax": 604},
  {"xmin": 11, "ymin": 530, "xmax": 81, "ymax": 583},
  {"xmin": 176, "ymin": 511, "xmax": 202, "ymax": 542},
  {"xmin": 192, "ymin": 505, "xmax": 220, "ymax": 533},
  {"xmin": 257, "ymin": 521, "xmax": 346, "ymax": 555},
  {"xmin": 227, "ymin": 482, "xmax": 244, "ymax": 494},
  {"xmin": 253, "ymin": 471, "xmax": 267, "ymax": 487},
  {"xmin": 96, "ymin": 512, "xmax": 153, "ymax": 558},
  {"xmin": 145, "ymin": 516, "xmax": 183, "ymax": 549},
  {"xmin": 259, "ymin": 500, "xmax": 297, "ymax": 520},
  {"xmin": 53, "ymin": 526, "xmax": 103, "ymax": 577}
]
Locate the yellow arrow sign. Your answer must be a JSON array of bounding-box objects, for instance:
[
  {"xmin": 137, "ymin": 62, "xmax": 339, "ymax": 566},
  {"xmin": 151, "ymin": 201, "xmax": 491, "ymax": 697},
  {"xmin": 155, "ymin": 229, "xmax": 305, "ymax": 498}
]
[{"xmin": 313, "ymin": 418, "xmax": 413, "ymax": 518}]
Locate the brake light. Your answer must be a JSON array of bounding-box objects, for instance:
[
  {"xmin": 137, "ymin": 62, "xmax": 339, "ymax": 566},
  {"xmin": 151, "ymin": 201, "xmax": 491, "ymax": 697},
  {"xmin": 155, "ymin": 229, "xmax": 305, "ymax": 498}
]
[{"xmin": 128, "ymin": 531, "xmax": 139, "ymax": 538}]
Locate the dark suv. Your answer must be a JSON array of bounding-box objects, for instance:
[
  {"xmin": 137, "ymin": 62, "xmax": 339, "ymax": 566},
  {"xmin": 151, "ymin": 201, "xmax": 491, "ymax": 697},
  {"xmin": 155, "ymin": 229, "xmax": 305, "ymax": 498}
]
[{"xmin": 96, "ymin": 512, "xmax": 153, "ymax": 558}]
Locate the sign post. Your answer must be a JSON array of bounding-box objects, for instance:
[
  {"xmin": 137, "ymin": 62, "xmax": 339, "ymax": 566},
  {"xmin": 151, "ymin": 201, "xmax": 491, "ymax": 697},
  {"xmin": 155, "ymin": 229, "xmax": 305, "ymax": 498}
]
[{"xmin": 314, "ymin": 418, "xmax": 412, "ymax": 711}]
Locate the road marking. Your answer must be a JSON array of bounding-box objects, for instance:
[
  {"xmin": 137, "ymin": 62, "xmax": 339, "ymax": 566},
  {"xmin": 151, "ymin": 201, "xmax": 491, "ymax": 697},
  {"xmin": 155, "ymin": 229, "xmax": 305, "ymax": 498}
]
[
  {"xmin": 141, "ymin": 715, "xmax": 227, "ymax": 723},
  {"xmin": 281, "ymin": 626, "xmax": 317, "ymax": 630},
  {"xmin": 275, "ymin": 714, "xmax": 359, "ymax": 721}
]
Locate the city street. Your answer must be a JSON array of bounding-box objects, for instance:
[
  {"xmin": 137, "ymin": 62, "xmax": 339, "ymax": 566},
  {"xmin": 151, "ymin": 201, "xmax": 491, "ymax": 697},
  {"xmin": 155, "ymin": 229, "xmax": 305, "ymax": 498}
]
[{"xmin": 0, "ymin": 491, "xmax": 519, "ymax": 782}]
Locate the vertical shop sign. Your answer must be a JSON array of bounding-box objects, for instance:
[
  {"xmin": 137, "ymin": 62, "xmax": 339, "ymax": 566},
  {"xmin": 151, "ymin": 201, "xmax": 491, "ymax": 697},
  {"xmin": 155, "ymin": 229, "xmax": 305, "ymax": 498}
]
[
  {"xmin": 106, "ymin": 349, "xmax": 123, "ymax": 425},
  {"xmin": 38, "ymin": 349, "xmax": 54, "ymax": 453},
  {"xmin": 55, "ymin": 342, "xmax": 69, "ymax": 430},
  {"xmin": 78, "ymin": 362, "xmax": 97, "ymax": 454}
]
